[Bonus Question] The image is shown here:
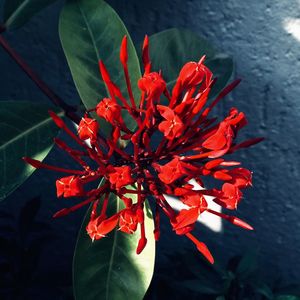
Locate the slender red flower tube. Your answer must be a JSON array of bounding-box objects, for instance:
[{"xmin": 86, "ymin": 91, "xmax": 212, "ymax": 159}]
[{"xmin": 23, "ymin": 35, "xmax": 262, "ymax": 263}]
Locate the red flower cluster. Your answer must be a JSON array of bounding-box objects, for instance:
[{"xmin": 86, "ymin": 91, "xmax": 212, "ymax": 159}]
[{"xmin": 24, "ymin": 35, "xmax": 263, "ymax": 263}]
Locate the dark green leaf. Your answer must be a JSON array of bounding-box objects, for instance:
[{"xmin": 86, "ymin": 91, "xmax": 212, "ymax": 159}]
[
  {"xmin": 73, "ymin": 193, "xmax": 155, "ymax": 300},
  {"xmin": 0, "ymin": 101, "xmax": 61, "ymax": 201},
  {"xmin": 255, "ymin": 283, "xmax": 274, "ymax": 300},
  {"xmin": 236, "ymin": 250, "xmax": 258, "ymax": 280},
  {"xmin": 275, "ymin": 296, "xmax": 300, "ymax": 300},
  {"xmin": 144, "ymin": 28, "xmax": 233, "ymax": 96},
  {"xmin": 181, "ymin": 279, "xmax": 221, "ymax": 295},
  {"xmin": 277, "ymin": 285, "xmax": 300, "ymax": 297},
  {"xmin": 59, "ymin": 0, "xmax": 141, "ymax": 132},
  {"xmin": 206, "ymin": 55, "xmax": 234, "ymax": 98},
  {"xmin": 3, "ymin": 0, "xmax": 58, "ymax": 30}
]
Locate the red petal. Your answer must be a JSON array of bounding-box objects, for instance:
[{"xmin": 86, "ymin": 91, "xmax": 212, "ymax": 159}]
[
  {"xmin": 207, "ymin": 209, "xmax": 253, "ymax": 230},
  {"xmin": 97, "ymin": 214, "xmax": 119, "ymax": 236},
  {"xmin": 202, "ymin": 130, "xmax": 227, "ymax": 150},
  {"xmin": 229, "ymin": 137, "xmax": 265, "ymax": 153},
  {"xmin": 53, "ymin": 208, "xmax": 70, "ymax": 218},
  {"xmin": 23, "ymin": 157, "xmax": 42, "ymax": 168},
  {"xmin": 205, "ymin": 158, "xmax": 224, "ymax": 169},
  {"xmin": 195, "ymin": 241, "xmax": 214, "ymax": 264},
  {"xmin": 120, "ymin": 35, "xmax": 128, "ymax": 66},
  {"xmin": 99, "ymin": 60, "xmax": 111, "ymax": 83},
  {"xmin": 157, "ymin": 105, "xmax": 175, "ymax": 120},
  {"xmin": 213, "ymin": 170, "xmax": 232, "ymax": 181},
  {"xmin": 172, "ymin": 207, "xmax": 200, "ymax": 231},
  {"xmin": 231, "ymin": 217, "xmax": 253, "ymax": 230},
  {"xmin": 142, "ymin": 35, "xmax": 150, "ymax": 72},
  {"xmin": 136, "ymin": 237, "xmax": 147, "ymax": 254},
  {"xmin": 186, "ymin": 233, "xmax": 214, "ymax": 264},
  {"xmin": 48, "ymin": 110, "xmax": 65, "ymax": 129}
]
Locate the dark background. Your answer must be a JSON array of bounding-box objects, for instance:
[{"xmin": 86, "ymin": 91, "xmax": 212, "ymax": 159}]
[{"xmin": 0, "ymin": 0, "xmax": 299, "ymax": 298}]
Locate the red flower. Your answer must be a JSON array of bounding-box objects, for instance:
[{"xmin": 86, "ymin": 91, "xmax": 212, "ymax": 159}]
[
  {"xmin": 78, "ymin": 117, "xmax": 99, "ymax": 141},
  {"xmin": 24, "ymin": 35, "xmax": 262, "ymax": 263},
  {"xmin": 157, "ymin": 157, "xmax": 187, "ymax": 184},
  {"xmin": 227, "ymin": 168, "xmax": 252, "ymax": 188},
  {"xmin": 178, "ymin": 60, "xmax": 211, "ymax": 87},
  {"xmin": 108, "ymin": 166, "xmax": 134, "ymax": 189},
  {"xmin": 172, "ymin": 188, "xmax": 208, "ymax": 234},
  {"xmin": 56, "ymin": 176, "xmax": 84, "ymax": 198},
  {"xmin": 96, "ymin": 98, "xmax": 122, "ymax": 123},
  {"xmin": 87, "ymin": 214, "xmax": 119, "ymax": 241},
  {"xmin": 119, "ymin": 208, "xmax": 139, "ymax": 234},
  {"xmin": 172, "ymin": 58, "xmax": 213, "ymax": 101},
  {"xmin": 138, "ymin": 72, "xmax": 166, "ymax": 99},
  {"xmin": 214, "ymin": 183, "xmax": 243, "ymax": 209},
  {"xmin": 175, "ymin": 188, "xmax": 208, "ymax": 210},
  {"xmin": 157, "ymin": 105, "xmax": 184, "ymax": 140}
]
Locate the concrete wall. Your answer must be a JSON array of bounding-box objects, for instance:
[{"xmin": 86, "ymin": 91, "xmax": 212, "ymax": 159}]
[{"xmin": 0, "ymin": 0, "xmax": 299, "ymax": 285}]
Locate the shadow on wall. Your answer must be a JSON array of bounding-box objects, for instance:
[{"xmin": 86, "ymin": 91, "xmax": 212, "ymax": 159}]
[{"xmin": 108, "ymin": 0, "xmax": 300, "ymax": 282}]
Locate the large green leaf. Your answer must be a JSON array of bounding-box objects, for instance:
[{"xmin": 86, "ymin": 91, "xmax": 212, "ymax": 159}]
[
  {"xmin": 275, "ymin": 296, "xmax": 300, "ymax": 300},
  {"xmin": 0, "ymin": 101, "xmax": 61, "ymax": 201},
  {"xmin": 73, "ymin": 193, "xmax": 155, "ymax": 300},
  {"xmin": 3, "ymin": 0, "xmax": 58, "ymax": 30},
  {"xmin": 144, "ymin": 28, "xmax": 233, "ymax": 97},
  {"xmin": 59, "ymin": 0, "xmax": 141, "ymax": 132}
]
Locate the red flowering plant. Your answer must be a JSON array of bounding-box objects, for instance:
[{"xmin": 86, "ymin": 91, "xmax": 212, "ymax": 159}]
[
  {"xmin": 0, "ymin": 1, "xmax": 264, "ymax": 299},
  {"xmin": 23, "ymin": 35, "xmax": 262, "ymax": 263}
]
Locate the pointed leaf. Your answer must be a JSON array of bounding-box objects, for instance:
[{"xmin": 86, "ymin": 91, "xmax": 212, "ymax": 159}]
[
  {"xmin": 0, "ymin": 101, "xmax": 61, "ymax": 200},
  {"xmin": 73, "ymin": 193, "xmax": 155, "ymax": 300},
  {"xmin": 59, "ymin": 0, "xmax": 141, "ymax": 132},
  {"xmin": 275, "ymin": 296, "xmax": 300, "ymax": 300},
  {"xmin": 206, "ymin": 55, "xmax": 234, "ymax": 98},
  {"xmin": 3, "ymin": 0, "xmax": 58, "ymax": 30},
  {"xmin": 181, "ymin": 279, "xmax": 222, "ymax": 295},
  {"xmin": 143, "ymin": 28, "xmax": 233, "ymax": 97},
  {"xmin": 236, "ymin": 250, "xmax": 258, "ymax": 280}
]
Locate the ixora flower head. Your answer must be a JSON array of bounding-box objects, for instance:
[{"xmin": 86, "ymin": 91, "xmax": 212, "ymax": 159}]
[{"xmin": 23, "ymin": 35, "xmax": 263, "ymax": 264}]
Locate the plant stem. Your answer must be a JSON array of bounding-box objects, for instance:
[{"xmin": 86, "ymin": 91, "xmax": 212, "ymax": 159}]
[
  {"xmin": 0, "ymin": 32, "xmax": 80, "ymax": 124},
  {"xmin": 0, "ymin": 28, "xmax": 110, "ymax": 149}
]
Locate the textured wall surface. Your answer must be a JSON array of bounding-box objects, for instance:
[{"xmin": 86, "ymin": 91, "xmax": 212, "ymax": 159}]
[
  {"xmin": 108, "ymin": 0, "xmax": 300, "ymax": 282},
  {"xmin": 0, "ymin": 0, "xmax": 299, "ymax": 288}
]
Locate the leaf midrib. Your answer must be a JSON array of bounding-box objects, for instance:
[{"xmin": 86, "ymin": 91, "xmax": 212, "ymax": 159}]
[
  {"xmin": 5, "ymin": 0, "xmax": 30, "ymax": 27},
  {"xmin": 105, "ymin": 197, "xmax": 119, "ymax": 300},
  {"xmin": 0, "ymin": 111, "xmax": 63, "ymax": 151},
  {"xmin": 77, "ymin": 0, "xmax": 110, "ymax": 98}
]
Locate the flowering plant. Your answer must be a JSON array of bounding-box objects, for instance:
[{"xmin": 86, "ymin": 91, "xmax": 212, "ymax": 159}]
[
  {"xmin": 24, "ymin": 35, "xmax": 260, "ymax": 263},
  {"xmin": 0, "ymin": 0, "xmax": 262, "ymax": 299}
]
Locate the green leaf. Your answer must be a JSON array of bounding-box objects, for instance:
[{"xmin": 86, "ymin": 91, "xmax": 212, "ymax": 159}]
[
  {"xmin": 275, "ymin": 296, "xmax": 300, "ymax": 300},
  {"xmin": 3, "ymin": 0, "xmax": 58, "ymax": 30},
  {"xmin": 277, "ymin": 284, "xmax": 300, "ymax": 297},
  {"xmin": 255, "ymin": 283, "xmax": 274, "ymax": 300},
  {"xmin": 180, "ymin": 279, "xmax": 221, "ymax": 295},
  {"xmin": 73, "ymin": 193, "xmax": 155, "ymax": 300},
  {"xmin": 144, "ymin": 28, "xmax": 233, "ymax": 97},
  {"xmin": 59, "ymin": 0, "xmax": 141, "ymax": 132},
  {"xmin": 206, "ymin": 55, "xmax": 234, "ymax": 98},
  {"xmin": 0, "ymin": 101, "xmax": 61, "ymax": 201},
  {"xmin": 236, "ymin": 250, "xmax": 258, "ymax": 280}
]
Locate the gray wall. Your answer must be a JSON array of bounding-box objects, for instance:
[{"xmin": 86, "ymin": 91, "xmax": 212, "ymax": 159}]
[{"xmin": 0, "ymin": 0, "xmax": 299, "ymax": 284}]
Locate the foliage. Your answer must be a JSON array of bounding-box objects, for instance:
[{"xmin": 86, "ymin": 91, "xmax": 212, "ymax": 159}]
[
  {"xmin": 3, "ymin": 0, "xmax": 58, "ymax": 30},
  {"xmin": 0, "ymin": 102, "xmax": 61, "ymax": 201},
  {"xmin": 0, "ymin": 197, "xmax": 72, "ymax": 300},
  {"xmin": 145, "ymin": 249, "xmax": 300, "ymax": 300},
  {"xmin": 0, "ymin": 1, "xmax": 270, "ymax": 300}
]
